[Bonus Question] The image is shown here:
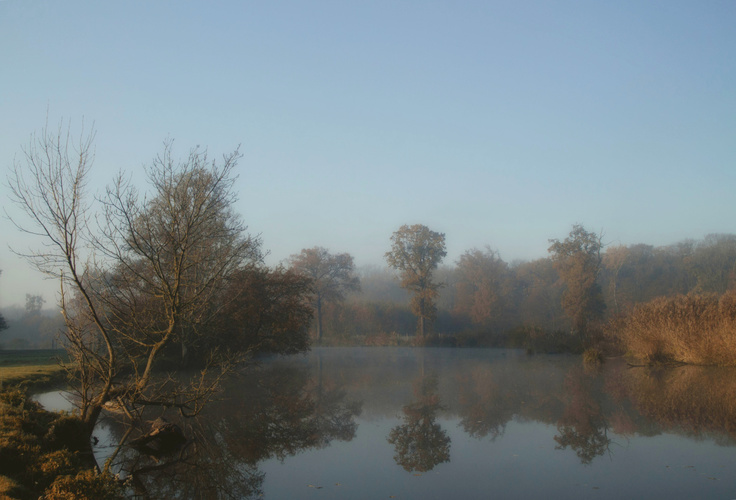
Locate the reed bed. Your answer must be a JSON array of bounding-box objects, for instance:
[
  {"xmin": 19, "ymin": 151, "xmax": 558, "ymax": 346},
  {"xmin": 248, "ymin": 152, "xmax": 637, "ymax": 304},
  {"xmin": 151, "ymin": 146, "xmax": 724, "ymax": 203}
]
[{"xmin": 612, "ymin": 292, "xmax": 736, "ymax": 365}]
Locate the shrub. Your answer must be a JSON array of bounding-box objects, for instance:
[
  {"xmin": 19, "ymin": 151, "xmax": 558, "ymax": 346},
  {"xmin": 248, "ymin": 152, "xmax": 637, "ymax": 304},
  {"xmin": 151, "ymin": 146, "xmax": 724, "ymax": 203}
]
[
  {"xmin": 44, "ymin": 469, "xmax": 124, "ymax": 500},
  {"xmin": 0, "ymin": 474, "xmax": 30, "ymax": 499},
  {"xmin": 0, "ymin": 389, "xmax": 29, "ymax": 407},
  {"xmin": 0, "ymin": 390, "xmax": 46, "ymax": 478},
  {"xmin": 33, "ymin": 449, "xmax": 80, "ymax": 484},
  {"xmin": 0, "ymin": 389, "xmax": 121, "ymax": 498},
  {"xmin": 583, "ymin": 348, "xmax": 604, "ymax": 366},
  {"xmin": 47, "ymin": 415, "xmax": 89, "ymax": 452}
]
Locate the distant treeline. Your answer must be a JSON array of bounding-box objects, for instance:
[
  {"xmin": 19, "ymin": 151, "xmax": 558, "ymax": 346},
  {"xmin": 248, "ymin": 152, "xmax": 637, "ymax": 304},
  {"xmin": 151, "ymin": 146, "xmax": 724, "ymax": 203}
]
[
  {"xmin": 5, "ymin": 233, "xmax": 736, "ymax": 361},
  {"xmin": 0, "ymin": 296, "xmax": 63, "ymax": 350},
  {"xmin": 317, "ymin": 233, "xmax": 736, "ymax": 352}
]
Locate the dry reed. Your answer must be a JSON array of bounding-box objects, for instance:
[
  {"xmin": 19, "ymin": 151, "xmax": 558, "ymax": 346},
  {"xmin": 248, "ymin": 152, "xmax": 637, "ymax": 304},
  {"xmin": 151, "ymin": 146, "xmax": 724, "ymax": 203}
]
[{"xmin": 612, "ymin": 292, "xmax": 736, "ymax": 365}]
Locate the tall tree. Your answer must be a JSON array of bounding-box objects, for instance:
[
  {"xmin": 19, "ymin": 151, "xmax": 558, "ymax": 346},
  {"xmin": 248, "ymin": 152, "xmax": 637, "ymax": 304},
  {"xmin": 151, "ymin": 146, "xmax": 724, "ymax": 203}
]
[
  {"xmin": 7, "ymin": 120, "xmax": 261, "ymax": 440},
  {"xmin": 25, "ymin": 294, "xmax": 45, "ymax": 315},
  {"xmin": 385, "ymin": 224, "xmax": 447, "ymax": 338},
  {"xmin": 289, "ymin": 247, "xmax": 360, "ymax": 343},
  {"xmin": 454, "ymin": 247, "xmax": 510, "ymax": 330},
  {"xmin": 548, "ymin": 224, "xmax": 605, "ymax": 343},
  {"xmin": 97, "ymin": 143, "xmax": 262, "ymax": 370}
]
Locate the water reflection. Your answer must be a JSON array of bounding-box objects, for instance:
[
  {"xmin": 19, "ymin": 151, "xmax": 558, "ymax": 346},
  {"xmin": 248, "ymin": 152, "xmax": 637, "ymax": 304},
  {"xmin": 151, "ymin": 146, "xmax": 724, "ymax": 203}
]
[
  {"xmin": 553, "ymin": 367, "xmax": 611, "ymax": 464},
  {"xmin": 610, "ymin": 364, "xmax": 736, "ymax": 444},
  {"xmin": 104, "ymin": 361, "xmax": 362, "ymax": 499},
  {"xmin": 455, "ymin": 365, "xmax": 515, "ymax": 440},
  {"xmin": 388, "ymin": 375, "xmax": 451, "ymax": 472},
  {"xmin": 38, "ymin": 348, "xmax": 736, "ymax": 498}
]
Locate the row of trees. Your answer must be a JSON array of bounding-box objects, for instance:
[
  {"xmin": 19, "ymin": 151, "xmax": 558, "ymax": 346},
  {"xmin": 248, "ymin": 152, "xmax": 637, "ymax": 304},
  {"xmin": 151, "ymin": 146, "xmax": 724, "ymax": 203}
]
[
  {"xmin": 300, "ymin": 226, "xmax": 736, "ymax": 348},
  {"xmin": 284, "ymin": 224, "xmax": 448, "ymax": 343},
  {"xmin": 0, "ymin": 294, "xmax": 63, "ymax": 349},
  {"xmin": 286, "ymin": 223, "xmax": 599, "ymax": 344}
]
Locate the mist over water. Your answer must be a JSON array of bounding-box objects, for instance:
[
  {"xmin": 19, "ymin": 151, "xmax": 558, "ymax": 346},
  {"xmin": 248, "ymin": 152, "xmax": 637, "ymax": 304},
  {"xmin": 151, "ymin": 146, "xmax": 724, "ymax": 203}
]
[{"xmin": 38, "ymin": 347, "xmax": 736, "ymax": 499}]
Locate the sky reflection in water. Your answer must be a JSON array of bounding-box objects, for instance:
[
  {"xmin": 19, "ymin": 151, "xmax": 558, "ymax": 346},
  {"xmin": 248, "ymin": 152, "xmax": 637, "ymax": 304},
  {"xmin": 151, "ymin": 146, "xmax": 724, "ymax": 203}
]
[{"xmin": 257, "ymin": 348, "xmax": 736, "ymax": 500}]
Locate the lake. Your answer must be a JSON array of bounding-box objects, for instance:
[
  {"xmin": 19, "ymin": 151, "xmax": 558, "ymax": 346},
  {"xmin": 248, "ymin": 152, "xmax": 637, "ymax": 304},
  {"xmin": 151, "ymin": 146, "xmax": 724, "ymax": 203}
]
[{"xmin": 37, "ymin": 347, "xmax": 736, "ymax": 498}]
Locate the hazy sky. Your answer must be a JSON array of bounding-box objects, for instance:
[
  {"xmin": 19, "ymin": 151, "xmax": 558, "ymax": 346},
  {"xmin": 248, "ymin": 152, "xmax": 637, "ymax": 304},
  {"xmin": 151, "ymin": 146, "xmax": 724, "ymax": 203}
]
[{"xmin": 1, "ymin": 1, "xmax": 735, "ymax": 307}]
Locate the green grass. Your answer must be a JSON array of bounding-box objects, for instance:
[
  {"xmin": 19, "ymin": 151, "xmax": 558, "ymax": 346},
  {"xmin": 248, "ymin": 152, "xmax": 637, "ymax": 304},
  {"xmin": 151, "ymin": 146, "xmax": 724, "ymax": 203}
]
[
  {"xmin": 0, "ymin": 349, "xmax": 69, "ymax": 391},
  {"xmin": 0, "ymin": 349, "xmax": 69, "ymax": 366}
]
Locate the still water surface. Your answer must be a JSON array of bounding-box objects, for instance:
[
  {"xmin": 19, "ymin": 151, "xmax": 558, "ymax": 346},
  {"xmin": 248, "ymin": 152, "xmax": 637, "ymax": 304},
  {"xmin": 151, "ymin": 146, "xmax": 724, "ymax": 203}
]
[{"xmin": 37, "ymin": 347, "xmax": 736, "ymax": 498}]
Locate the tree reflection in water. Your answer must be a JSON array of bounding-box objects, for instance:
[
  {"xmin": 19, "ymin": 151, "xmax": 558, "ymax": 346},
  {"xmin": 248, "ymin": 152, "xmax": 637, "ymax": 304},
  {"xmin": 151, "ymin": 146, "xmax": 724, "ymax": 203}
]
[
  {"xmin": 550, "ymin": 362, "xmax": 736, "ymax": 464},
  {"xmin": 95, "ymin": 350, "xmax": 736, "ymax": 496},
  {"xmin": 388, "ymin": 375, "xmax": 451, "ymax": 472},
  {"xmin": 553, "ymin": 366, "xmax": 611, "ymax": 465},
  {"xmin": 455, "ymin": 365, "xmax": 516, "ymax": 440},
  {"xmin": 102, "ymin": 363, "xmax": 362, "ymax": 499}
]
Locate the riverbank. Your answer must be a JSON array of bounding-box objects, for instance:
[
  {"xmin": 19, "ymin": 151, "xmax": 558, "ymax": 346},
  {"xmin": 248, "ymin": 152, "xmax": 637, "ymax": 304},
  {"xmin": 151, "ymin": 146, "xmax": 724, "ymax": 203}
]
[{"xmin": 0, "ymin": 350, "xmax": 124, "ymax": 499}]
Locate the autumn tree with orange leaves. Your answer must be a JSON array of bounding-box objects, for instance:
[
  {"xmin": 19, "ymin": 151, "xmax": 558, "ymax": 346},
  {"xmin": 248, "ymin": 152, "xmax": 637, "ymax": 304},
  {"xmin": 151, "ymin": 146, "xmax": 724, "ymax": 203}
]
[{"xmin": 386, "ymin": 225, "xmax": 447, "ymax": 338}]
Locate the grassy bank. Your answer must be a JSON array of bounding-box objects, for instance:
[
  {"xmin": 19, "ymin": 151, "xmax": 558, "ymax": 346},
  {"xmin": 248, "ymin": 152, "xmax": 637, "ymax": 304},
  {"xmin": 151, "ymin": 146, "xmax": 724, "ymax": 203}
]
[
  {"xmin": 0, "ymin": 349, "xmax": 124, "ymax": 499},
  {"xmin": 0, "ymin": 364, "xmax": 68, "ymax": 392},
  {"xmin": 0, "ymin": 389, "xmax": 123, "ymax": 499}
]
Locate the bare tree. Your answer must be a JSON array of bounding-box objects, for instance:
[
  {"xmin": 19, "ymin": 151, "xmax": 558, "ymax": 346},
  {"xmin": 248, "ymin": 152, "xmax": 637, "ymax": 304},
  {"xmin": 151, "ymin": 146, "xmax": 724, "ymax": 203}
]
[
  {"xmin": 5, "ymin": 119, "xmax": 115, "ymax": 430},
  {"xmin": 289, "ymin": 247, "xmax": 360, "ymax": 343},
  {"xmin": 94, "ymin": 141, "xmax": 261, "ymax": 374},
  {"xmin": 385, "ymin": 224, "xmax": 447, "ymax": 338},
  {"xmin": 6, "ymin": 121, "xmax": 260, "ymax": 445}
]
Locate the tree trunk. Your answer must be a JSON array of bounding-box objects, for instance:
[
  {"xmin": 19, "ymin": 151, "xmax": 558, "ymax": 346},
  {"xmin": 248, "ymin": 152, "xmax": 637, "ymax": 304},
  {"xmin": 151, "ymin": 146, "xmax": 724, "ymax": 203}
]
[
  {"xmin": 84, "ymin": 404, "xmax": 104, "ymax": 435},
  {"xmin": 180, "ymin": 339, "xmax": 189, "ymax": 369},
  {"xmin": 316, "ymin": 296, "xmax": 323, "ymax": 344},
  {"xmin": 418, "ymin": 296, "xmax": 425, "ymax": 338}
]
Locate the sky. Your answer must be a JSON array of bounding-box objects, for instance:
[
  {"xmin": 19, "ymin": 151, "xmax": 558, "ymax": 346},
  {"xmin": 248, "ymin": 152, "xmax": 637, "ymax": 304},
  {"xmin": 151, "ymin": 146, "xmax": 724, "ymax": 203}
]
[{"xmin": 1, "ymin": 0, "xmax": 735, "ymax": 308}]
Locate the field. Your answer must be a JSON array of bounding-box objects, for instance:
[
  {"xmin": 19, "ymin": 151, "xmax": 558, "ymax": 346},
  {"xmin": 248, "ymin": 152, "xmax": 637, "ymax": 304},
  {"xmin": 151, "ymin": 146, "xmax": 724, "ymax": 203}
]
[{"xmin": 0, "ymin": 349, "xmax": 68, "ymax": 390}]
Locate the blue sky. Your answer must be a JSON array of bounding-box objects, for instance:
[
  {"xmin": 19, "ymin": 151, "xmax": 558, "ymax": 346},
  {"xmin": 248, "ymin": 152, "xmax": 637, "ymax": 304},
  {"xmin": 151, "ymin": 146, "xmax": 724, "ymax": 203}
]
[{"xmin": 1, "ymin": 0, "xmax": 735, "ymax": 307}]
